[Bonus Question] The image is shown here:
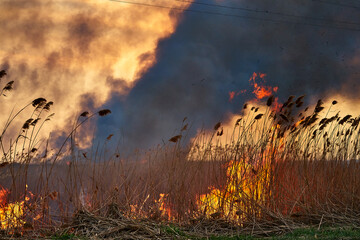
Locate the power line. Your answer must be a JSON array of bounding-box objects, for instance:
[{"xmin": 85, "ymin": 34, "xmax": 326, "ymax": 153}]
[
  {"xmin": 109, "ymin": 0, "xmax": 360, "ymax": 32},
  {"xmin": 312, "ymin": 0, "xmax": 360, "ymax": 10},
  {"xmin": 173, "ymin": 0, "xmax": 360, "ymax": 26}
]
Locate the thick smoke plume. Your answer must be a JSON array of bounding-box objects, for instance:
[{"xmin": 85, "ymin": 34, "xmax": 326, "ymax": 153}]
[
  {"xmin": 102, "ymin": 0, "xmax": 360, "ymax": 150},
  {"xmin": 0, "ymin": 0, "xmax": 191, "ymax": 150}
]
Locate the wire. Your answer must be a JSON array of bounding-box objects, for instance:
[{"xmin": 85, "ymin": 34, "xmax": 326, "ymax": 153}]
[
  {"xmin": 173, "ymin": 0, "xmax": 360, "ymax": 26},
  {"xmin": 109, "ymin": 0, "xmax": 360, "ymax": 32},
  {"xmin": 311, "ymin": 0, "xmax": 360, "ymax": 10}
]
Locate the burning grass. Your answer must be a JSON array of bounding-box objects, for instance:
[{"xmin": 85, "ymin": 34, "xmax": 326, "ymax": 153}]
[{"xmin": 1, "ymin": 69, "xmax": 360, "ymax": 238}]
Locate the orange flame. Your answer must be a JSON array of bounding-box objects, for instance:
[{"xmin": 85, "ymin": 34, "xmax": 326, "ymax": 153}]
[
  {"xmin": 228, "ymin": 90, "xmax": 247, "ymax": 102},
  {"xmin": 0, "ymin": 188, "xmax": 9, "ymax": 206},
  {"xmin": 229, "ymin": 91, "xmax": 236, "ymax": 102},
  {"xmin": 272, "ymin": 97, "xmax": 282, "ymax": 112},
  {"xmin": 192, "ymin": 72, "xmax": 284, "ymax": 219},
  {"xmin": 229, "ymin": 72, "xmax": 278, "ymax": 105},
  {"xmin": 156, "ymin": 193, "xmax": 173, "ymax": 220},
  {"xmin": 249, "ymin": 72, "xmax": 278, "ymax": 100}
]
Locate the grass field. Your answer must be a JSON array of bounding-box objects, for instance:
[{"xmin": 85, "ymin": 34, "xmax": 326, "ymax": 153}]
[
  {"xmin": 48, "ymin": 226, "xmax": 360, "ymax": 239},
  {"xmin": 1, "ymin": 70, "xmax": 360, "ymax": 239}
]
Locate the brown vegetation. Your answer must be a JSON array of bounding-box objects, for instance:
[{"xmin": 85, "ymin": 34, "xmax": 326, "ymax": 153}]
[{"xmin": 1, "ymin": 69, "xmax": 360, "ymax": 238}]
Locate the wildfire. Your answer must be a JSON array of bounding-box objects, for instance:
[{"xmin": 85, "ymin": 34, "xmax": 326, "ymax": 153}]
[
  {"xmin": 229, "ymin": 90, "xmax": 247, "ymax": 102},
  {"xmin": 249, "ymin": 72, "xmax": 278, "ymax": 100},
  {"xmin": 229, "ymin": 91, "xmax": 236, "ymax": 102},
  {"xmin": 228, "ymin": 72, "xmax": 280, "ymax": 109},
  {"xmin": 0, "ymin": 186, "xmax": 26, "ymax": 230},
  {"xmin": 130, "ymin": 193, "xmax": 173, "ymax": 220},
  {"xmin": 198, "ymin": 160, "xmax": 271, "ymax": 220},
  {"xmin": 155, "ymin": 193, "xmax": 173, "ymax": 220},
  {"xmin": 190, "ymin": 72, "xmax": 282, "ymax": 159},
  {"xmin": 192, "ymin": 115, "xmax": 285, "ymax": 221},
  {"xmin": 188, "ymin": 72, "xmax": 284, "ymax": 220}
]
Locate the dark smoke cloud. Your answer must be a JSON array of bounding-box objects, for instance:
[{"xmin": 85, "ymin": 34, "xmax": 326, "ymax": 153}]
[{"xmin": 101, "ymin": 0, "xmax": 360, "ymax": 150}]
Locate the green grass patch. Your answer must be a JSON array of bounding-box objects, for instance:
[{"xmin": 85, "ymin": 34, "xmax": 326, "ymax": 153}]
[
  {"xmin": 190, "ymin": 227, "xmax": 360, "ymax": 240},
  {"xmin": 272, "ymin": 227, "xmax": 360, "ymax": 240},
  {"xmin": 51, "ymin": 233, "xmax": 83, "ymax": 240}
]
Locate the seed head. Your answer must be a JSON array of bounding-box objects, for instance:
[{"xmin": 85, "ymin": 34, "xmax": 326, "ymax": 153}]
[
  {"xmin": 0, "ymin": 70, "xmax": 6, "ymax": 79},
  {"xmin": 169, "ymin": 135, "xmax": 182, "ymax": 143},
  {"xmin": 266, "ymin": 95, "xmax": 274, "ymax": 107},
  {"xmin": 98, "ymin": 109, "xmax": 111, "ymax": 116},
  {"xmin": 32, "ymin": 98, "xmax": 47, "ymax": 108},
  {"xmin": 255, "ymin": 114, "xmax": 263, "ymax": 120},
  {"xmin": 43, "ymin": 101, "xmax": 53, "ymax": 111},
  {"xmin": 80, "ymin": 111, "xmax": 89, "ymax": 117},
  {"xmin": 214, "ymin": 122, "xmax": 221, "ymax": 131}
]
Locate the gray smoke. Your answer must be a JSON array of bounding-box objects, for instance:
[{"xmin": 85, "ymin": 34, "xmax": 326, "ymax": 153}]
[{"xmin": 99, "ymin": 0, "xmax": 360, "ymax": 150}]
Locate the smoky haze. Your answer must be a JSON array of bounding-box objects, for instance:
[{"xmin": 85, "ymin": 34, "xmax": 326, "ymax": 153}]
[
  {"xmin": 100, "ymin": 0, "xmax": 360, "ymax": 151},
  {"xmin": 0, "ymin": 0, "xmax": 191, "ymax": 151}
]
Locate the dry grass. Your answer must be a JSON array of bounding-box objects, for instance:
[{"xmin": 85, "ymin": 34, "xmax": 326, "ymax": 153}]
[{"xmin": 1, "ymin": 68, "xmax": 360, "ymax": 238}]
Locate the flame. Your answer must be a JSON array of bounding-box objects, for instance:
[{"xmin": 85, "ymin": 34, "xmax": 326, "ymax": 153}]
[
  {"xmin": 229, "ymin": 91, "xmax": 236, "ymax": 102},
  {"xmin": 189, "ymin": 113, "xmax": 276, "ymax": 220},
  {"xmin": 189, "ymin": 72, "xmax": 283, "ymax": 220},
  {"xmin": 198, "ymin": 160, "xmax": 271, "ymax": 219},
  {"xmin": 191, "ymin": 72, "xmax": 360, "ymax": 220},
  {"xmin": 189, "ymin": 72, "xmax": 281, "ymax": 160},
  {"xmin": 294, "ymin": 118, "xmax": 305, "ymax": 128},
  {"xmin": 192, "ymin": 114, "xmax": 285, "ymax": 220},
  {"xmin": 0, "ymin": 186, "xmax": 26, "ymax": 230},
  {"xmin": 229, "ymin": 90, "xmax": 247, "ymax": 102},
  {"xmin": 249, "ymin": 72, "xmax": 278, "ymax": 100},
  {"xmin": 272, "ymin": 97, "xmax": 282, "ymax": 112},
  {"xmin": 0, "ymin": 0, "xmax": 193, "ymax": 150},
  {"xmin": 0, "ymin": 188, "xmax": 8, "ymax": 206},
  {"xmin": 229, "ymin": 72, "xmax": 278, "ymax": 104},
  {"xmin": 155, "ymin": 193, "xmax": 173, "ymax": 220}
]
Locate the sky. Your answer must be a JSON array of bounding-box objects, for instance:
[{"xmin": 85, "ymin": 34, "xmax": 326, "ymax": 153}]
[{"xmin": 1, "ymin": 0, "xmax": 360, "ymax": 153}]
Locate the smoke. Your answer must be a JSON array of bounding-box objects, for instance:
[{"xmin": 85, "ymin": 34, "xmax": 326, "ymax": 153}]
[
  {"xmin": 0, "ymin": 0, "xmax": 191, "ymax": 150},
  {"xmin": 101, "ymin": 0, "xmax": 360, "ymax": 150},
  {"xmin": 2, "ymin": 0, "xmax": 359, "ymax": 153}
]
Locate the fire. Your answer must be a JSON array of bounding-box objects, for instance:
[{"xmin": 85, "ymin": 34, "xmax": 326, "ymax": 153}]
[
  {"xmin": 189, "ymin": 72, "xmax": 282, "ymax": 160},
  {"xmin": 155, "ymin": 193, "xmax": 173, "ymax": 220},
  {"xmin": 189, "ymin": 106, "xmax": 279, "ymax": 220},
  {"xmin": 191, "ymin": 111, "xmax": 286, "ymax": 221},
  {"xmin": 229, "ymin": 91, "xmax": 236, "ymax": 102},
  {"xmin": 228, "ymin": 72, "xmax": 278, "ymax": 105},
  {"xmin": 198, "ymin": 160, "xmax": 271, "ymax": 220},
  {"xmin": 249, "ymin": 72, "xmax": 278, "ymax": 100},
  {"xmin": 189, "ymin": 72, "xmax": 283, "ymax": 220},
  {"xmin": 229, "ymin": 90, "xmax": 247, "ymax": 102},
  {"xmin": 0, "ymin": 187, "xmax": 26, "ymax": 230},
  {"xmin": 191, "ymin": 72, "xmax": 360, "ymax": 221}
]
